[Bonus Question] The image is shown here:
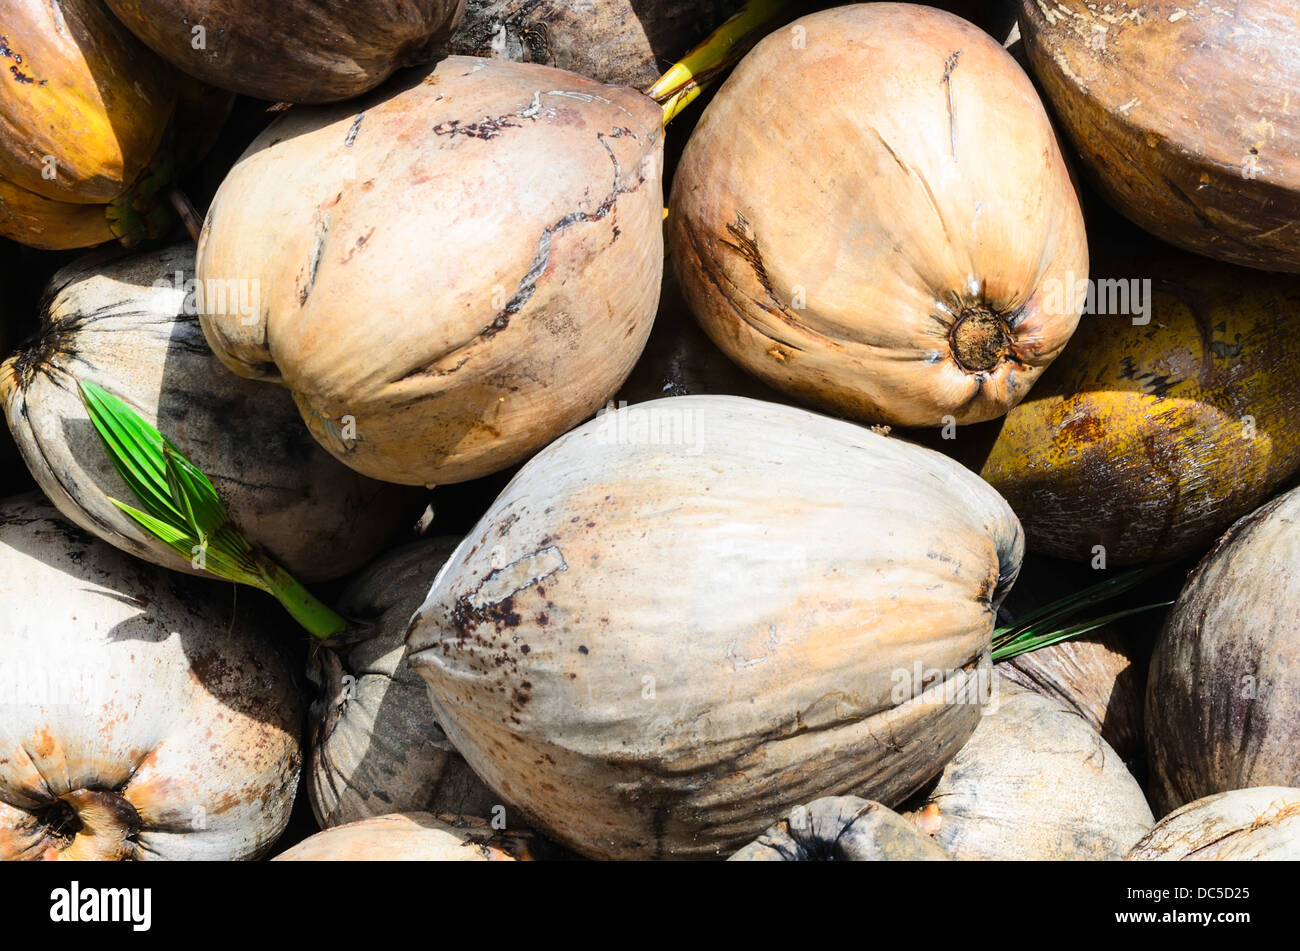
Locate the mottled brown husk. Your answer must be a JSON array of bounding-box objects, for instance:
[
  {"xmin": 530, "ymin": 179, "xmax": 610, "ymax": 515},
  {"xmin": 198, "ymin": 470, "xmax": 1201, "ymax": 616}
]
[
  {"xmin": 978, "ymin": 247, "xmax": 1300, "ymax": 564},
  {"xmin": 1146, "ymin": 489, "xmax": 1300, "ymax": 816},
  {"xmin": 1018, "ymin": 0, "xmax": 1300, "ymax": 272},
  {"xmin": 103, "ymin": 0, "xmax": 465, "ymax": 103},
  {"xmin": 443, "ymin": 0, "xmax": 742, "ymax": 87}
]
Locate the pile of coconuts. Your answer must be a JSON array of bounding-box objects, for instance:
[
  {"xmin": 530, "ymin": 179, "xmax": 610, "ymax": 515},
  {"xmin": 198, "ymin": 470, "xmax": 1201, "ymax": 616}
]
[{"xmin": 1, "ymin": 0, "xmax": 1298, "ymax": 866}]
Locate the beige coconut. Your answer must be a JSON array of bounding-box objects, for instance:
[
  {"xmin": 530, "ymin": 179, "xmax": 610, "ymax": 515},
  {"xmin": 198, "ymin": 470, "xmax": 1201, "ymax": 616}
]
[
  {"xmin": 309, "ymin": 539, "xmax": 497, "ymax": 827},
  {"xmin": 904, "ymin": 675, "xmax": 1153, "ymax": 860},
  {"xmin": 0, "ymin": 493, "xmax": 302, "ymax": 860},
  {"xmin": 1127, "ymin": 788, "xmax": 1300, "ymax": 861},
  {"xmin": 0, "ymin": 244, "xmax": 418, "ymax": 582},
  {"xmin": 273, "ymin": 812, "xmax": 554, "ymax": 861},
  {"xmin": 668, "ymin": 3, "xmax": 1087, "ymax": 428},
  {"xmin": 197, "ymin": 57, "xmax": 664, "ymax": 487},
  {"xmin": 407, "ymin": 395, "xmax": 1023, "ymax": 859}
]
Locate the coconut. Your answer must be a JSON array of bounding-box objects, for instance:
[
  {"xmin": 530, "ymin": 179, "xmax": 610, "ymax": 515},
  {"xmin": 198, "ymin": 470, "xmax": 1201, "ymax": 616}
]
[
  {"xmin": 668, "ymin": 3, "xmax": 1087, "ymax": 429},
  {"xmin": 996, "ymin": 556, "xmax": 1147, "ymax": 772},
  {"xmin": 0, "ymin": 244, "xmax": 418, "ymax": 583},
  {"xmin": 309, "ymin": 539, "xmax": 497, "ymax": 827},
  {"xmin": 273, "ymin": 812, "xmax": 559, "ymax": 861},
  {"xmin": 0, "ymin": 0, "xmax": 177, "ymax": 249},
  {"xmin": 729, "ymin": 797, "xmax": 948, "ymax": 861},
  {"xmin": 1017, "ymin": 0, "xmax": 1300, "ymax": 272},
  {"xmin": 102, "ymin": 0, "xmax": 464, "ymax": 104},
  {"xmin": 443, "ymin": 0, "xmax": 742, "ymax": 87},
  {"xmin": 0, "ymin": 493, "xmax": 302, "ymax": 860},
  {"xmin": 1127, "ymin": 788, "xmax": 1300, "ymax": 861},
  {"xmin": 1146, "ymin": 488, "xmax": 1300, "ymax": 816},
  {"xmin": 197, "ymin": 57, "xmax": 663, "ymax": 488},
  {"xmin": 407, "ymin": 395, "xmax": 1023, "ymax": 859},
  {"xmin": 904, "ymin": 675, "xmax": 1153, "ymax": 860},
  {"xmin": 978, "ymin": 244, "xmax": 1300, "ymax": 565}
]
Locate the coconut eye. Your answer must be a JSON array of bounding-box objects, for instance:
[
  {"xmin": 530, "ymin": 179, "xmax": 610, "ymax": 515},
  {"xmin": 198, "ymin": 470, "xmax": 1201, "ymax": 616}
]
[{"xmin": 949, "ymin": 306, "xmax": 1012, "ymax": 373}]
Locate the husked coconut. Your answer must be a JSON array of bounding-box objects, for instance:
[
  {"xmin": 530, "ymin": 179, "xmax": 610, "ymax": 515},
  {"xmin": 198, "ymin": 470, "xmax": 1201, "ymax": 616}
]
[
  {"xmin": 309, "ymin": 539, "xmax": 497, "ymax": 827},
  {"xmin": 0, "ymin": 244, "xmax": 418, "ymax": 582},
  {"xmin": 198, "ymin": 57, "xmax": 664, "ymax": 487},
  {"xmin": 730, "ymin": 797, "xmax": 948, "ymax": 861},
  {"xmin": 0, "ymin": 494, "xmax": 302, "ymax": 860},
  {"xmin": 1127, "ymin": 788, "xmax": 1300, "ymax": 861},
  {"xmin": 669, "ymin": 4, "xmax": 1088, "ymax": 428},
  {"xmin": 408, "ymin": 395, "xmax": 1023, "ymax": 859}
]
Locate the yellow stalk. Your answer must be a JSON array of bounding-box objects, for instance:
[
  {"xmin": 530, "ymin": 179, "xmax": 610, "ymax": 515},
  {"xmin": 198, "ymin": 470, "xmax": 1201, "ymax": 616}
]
[{"xmin": 646, "ymin": 0, "xmax": 795, "ymax": 126}]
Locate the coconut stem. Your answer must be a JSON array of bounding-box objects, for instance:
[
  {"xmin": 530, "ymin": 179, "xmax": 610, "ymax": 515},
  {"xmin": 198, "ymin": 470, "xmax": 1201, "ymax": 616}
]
[
  {"xmin": 648, "ymin": 0, "xmax": 797, "ymax": 125},
  {"xmin": 261, "ymin": 562, "xmax": 348, "ymax": 640},
  {"xmin": 167, "ymin": 187, "xmax": 203, "ymax": 244}
]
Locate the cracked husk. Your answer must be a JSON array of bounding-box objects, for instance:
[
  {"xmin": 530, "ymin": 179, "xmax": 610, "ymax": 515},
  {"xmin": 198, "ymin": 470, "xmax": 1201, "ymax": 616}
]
[
  {"xmin": 197, "ymin": 57, "xmax": 664, "ymax": 487},
  {"xmin": 668, "ymin": 4, "xmax": 1087, "ymax": 428}
]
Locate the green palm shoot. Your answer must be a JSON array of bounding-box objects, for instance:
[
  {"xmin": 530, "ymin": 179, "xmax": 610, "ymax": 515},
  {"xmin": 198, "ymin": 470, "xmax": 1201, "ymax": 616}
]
[
  {"xmin": 79, "ymin": 380, "xmax": 1167, "ymax": 654},
  {"xmin": 80, "ymin": 380, "xmax": 347, "ymax": 640},
  {"xmin": 991, "ymin": 562, "xmax": 1172, "ymax": 662},
  {"xmin": 647, "ymin": 0, "xmax": 798, "ymax": 125}
]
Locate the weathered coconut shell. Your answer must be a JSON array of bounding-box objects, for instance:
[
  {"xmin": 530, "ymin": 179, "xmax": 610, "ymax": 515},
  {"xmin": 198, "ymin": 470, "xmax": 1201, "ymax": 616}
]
[
  {"xmin": 0, "ymin": 1, "xmax": 176, "ymax": 249},
  {"xmin": 1018, "ymin": 0, "xmax": 1300, "ymax": 272},
  {"xmin": 669, "ymin": 4, "xmax": 1087, "ymax": 428},
  {"xmin": 198, "ymin": 57, "xmax": 664, "ymax": 487},
  {"xmin": 1146, "ymin": 488, "xmax": 1300, "ymax": 815},
  {"xmin": 0, "ymin": 244, "xmax": 418, "ymax": 582},
  {"xmin": 905, "ymin": 676, "xmax": 1153, "ymax": 860},
  {"xmin": 407, "ymin": 395, "xmax": 1023, "ymax": 859},
  {"xmin": 730, "ymin": 797, "xmax": 948, "ymax": 861},
  {"xmin": 273, "ymin": 812, "xmax": 555, "ymax": 861},
  {"xmin": 103, "ymin": 0, "xmax": 464, "ymax": 104},
  {"xmin": 309, "ymin": 539, "xmax": 497, "ymax": 827},
  {"xmin": 996, "ymin": 556, "xmax": 1147, "ymax": 772},
  {"xmin": 0, "ymin": 493, "xmax": 303, "ymax": 860},
  {"xmin": 1127, "ymin": 788, "xmax": 1300, "ymax": 861},
  {"xmin": 978, "ymin": 245, "xmax": 1300, "ymax": 564},
  {"xmin": 443, "ymin": 0, "xmax": 741, "ymax": 87}
]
